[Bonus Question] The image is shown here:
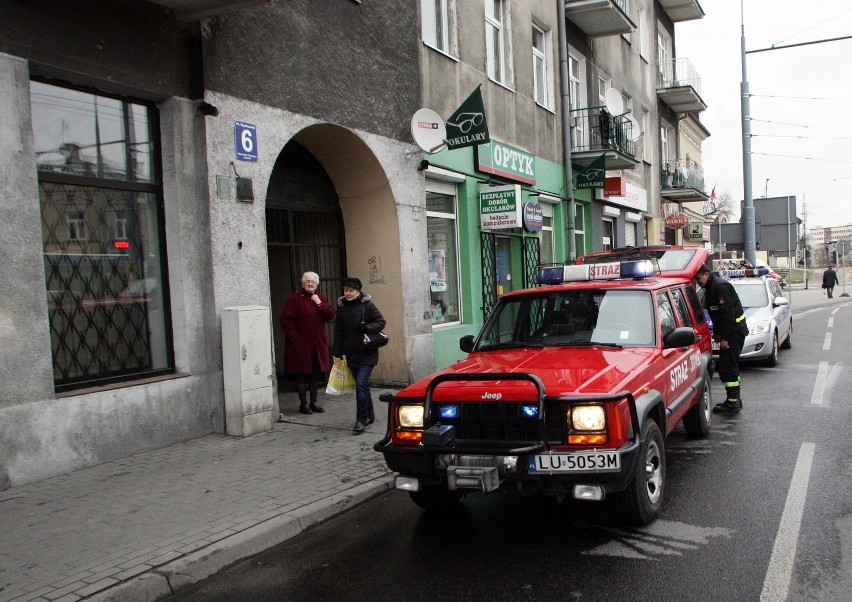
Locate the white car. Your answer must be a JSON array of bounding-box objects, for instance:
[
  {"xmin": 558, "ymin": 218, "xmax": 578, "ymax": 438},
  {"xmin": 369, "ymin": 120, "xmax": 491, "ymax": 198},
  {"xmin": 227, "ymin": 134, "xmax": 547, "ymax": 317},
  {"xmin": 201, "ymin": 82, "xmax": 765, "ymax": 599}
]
[{"xmin": 712, "ymin": 276, "xmax": 792, "ymax": 366}]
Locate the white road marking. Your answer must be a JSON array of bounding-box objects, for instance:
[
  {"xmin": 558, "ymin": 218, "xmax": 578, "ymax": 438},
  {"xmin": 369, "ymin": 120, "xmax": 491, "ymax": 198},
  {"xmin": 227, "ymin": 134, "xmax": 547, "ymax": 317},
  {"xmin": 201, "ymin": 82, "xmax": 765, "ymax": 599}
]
[
  {"xmin": 760, "ymin": 442, "xmax": 815, "ymax": 602},
  {"xmin": 810, "ymin": 362, "xmax": 829, "ymax": 406},
  {"xmin": 823, "ymin": 333, "xmax": 832, "ymax": 351},
  {"xmin": 831, "ymin": 308, "xmax": 840, "ymax": 315},
  {"xmin": 827, "ymin": 317, "xmax": 834, "ymax": 328}
]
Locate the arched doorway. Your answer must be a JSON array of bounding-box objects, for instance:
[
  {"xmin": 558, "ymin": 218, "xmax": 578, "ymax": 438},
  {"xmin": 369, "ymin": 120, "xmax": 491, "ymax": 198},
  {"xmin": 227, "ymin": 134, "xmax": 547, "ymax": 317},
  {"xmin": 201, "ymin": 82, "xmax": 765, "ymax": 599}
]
[{"xmin": 266, "ymin": 140, "xmax": 345, "ymax": 380}]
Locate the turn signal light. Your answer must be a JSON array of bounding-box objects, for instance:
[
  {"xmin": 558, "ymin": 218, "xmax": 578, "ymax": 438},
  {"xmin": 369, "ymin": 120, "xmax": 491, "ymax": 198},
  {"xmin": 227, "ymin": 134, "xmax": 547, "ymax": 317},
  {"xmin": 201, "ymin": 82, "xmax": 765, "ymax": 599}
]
[
  {"xmin": 396, "ymin": 431, "xmax": 422, "ymax": 442},
  {"xmin": 568, "ymin": 434, "xmax": 607, "ymax": 445}
]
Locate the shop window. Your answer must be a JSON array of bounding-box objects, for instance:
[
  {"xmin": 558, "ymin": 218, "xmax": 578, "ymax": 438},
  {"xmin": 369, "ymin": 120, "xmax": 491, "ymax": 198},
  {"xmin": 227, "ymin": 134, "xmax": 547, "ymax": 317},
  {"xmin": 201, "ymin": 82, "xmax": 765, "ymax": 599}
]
[
  {"xmin": 602, "ymin": 218, "xmax": 614, "ymax": 251},
  {"xmin": 426, "ymin": 183, "xmax": 461, "ymax": 325},
  {"xmin": 31, "ymin": 80, "xmax": 173, "ymax": 391}
]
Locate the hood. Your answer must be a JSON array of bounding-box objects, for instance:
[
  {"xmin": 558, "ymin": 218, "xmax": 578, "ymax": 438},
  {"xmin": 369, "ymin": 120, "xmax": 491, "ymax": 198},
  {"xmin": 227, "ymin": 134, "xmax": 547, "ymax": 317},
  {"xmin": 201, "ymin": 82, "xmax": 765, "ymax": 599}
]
[
  {"xmin": 397, "ymin": 346, "xmax": 657, "ymax": 401},
  {"xmin": 743, "ymin": 305, "xmax": 772, "ymax": 326}
]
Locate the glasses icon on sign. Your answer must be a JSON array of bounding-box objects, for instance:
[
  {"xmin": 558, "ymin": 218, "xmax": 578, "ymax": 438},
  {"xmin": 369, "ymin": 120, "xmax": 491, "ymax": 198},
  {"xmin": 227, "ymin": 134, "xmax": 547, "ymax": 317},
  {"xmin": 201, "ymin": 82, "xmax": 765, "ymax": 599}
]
[
  {"xmin": 580, "ymin": 169, "xmax": 604, "ymax": 180},
  {"xmin": 447, "ymin": 112, "xmax": 484, "ymax": 133}
]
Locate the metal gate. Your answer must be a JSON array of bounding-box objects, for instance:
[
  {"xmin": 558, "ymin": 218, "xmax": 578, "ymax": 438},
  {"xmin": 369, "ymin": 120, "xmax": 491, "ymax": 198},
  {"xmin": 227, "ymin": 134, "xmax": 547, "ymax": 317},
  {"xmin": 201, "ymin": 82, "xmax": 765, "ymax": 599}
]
[{"xmin": 480, "ymin": 231, "xmax": 496, "ymax": 321}]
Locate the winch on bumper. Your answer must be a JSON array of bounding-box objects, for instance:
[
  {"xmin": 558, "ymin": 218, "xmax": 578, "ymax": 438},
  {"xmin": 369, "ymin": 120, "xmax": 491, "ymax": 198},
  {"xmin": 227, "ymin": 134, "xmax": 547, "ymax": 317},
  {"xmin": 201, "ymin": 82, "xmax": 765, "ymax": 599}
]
[{"xmin": 374, "ymin": 373, "xmax": 643, "ymax": 502}]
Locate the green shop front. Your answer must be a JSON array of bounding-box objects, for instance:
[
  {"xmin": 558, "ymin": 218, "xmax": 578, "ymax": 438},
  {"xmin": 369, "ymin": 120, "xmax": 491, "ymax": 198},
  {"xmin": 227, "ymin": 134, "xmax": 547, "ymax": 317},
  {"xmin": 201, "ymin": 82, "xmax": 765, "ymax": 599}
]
[{"xmin": 423, "ymin": 139, "xmax": 591, "ymax": 370}]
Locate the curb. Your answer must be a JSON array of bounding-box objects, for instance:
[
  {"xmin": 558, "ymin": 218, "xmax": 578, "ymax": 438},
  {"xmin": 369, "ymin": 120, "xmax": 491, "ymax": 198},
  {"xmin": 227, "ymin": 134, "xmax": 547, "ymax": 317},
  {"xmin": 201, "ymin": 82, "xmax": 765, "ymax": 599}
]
[{"xmin": 86, "ymin": 476, "xmax": 395, "ymax": 601}]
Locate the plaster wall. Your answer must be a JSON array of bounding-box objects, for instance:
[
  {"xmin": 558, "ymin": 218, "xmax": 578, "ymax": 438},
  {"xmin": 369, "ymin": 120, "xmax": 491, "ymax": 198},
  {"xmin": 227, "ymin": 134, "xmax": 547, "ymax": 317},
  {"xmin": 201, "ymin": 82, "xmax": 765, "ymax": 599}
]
[{"xmin": 202, "ymin": 91, "xmax": 435, "ymax": 386}]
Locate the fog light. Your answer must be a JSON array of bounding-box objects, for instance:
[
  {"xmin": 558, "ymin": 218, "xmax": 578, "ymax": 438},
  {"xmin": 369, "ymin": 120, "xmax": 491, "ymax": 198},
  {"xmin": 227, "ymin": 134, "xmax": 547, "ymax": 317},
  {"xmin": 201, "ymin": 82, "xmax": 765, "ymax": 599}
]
[
  {"xmin": 755, "ymin": 343, "xmax": 764, "ymax": 351},
  {"xmin": 573, "ymin": 484, "xmax": 604, "ymax": 501},
  {"xmin": 394, "ymin": 475, "xmax": 421, "ymax": 492}
]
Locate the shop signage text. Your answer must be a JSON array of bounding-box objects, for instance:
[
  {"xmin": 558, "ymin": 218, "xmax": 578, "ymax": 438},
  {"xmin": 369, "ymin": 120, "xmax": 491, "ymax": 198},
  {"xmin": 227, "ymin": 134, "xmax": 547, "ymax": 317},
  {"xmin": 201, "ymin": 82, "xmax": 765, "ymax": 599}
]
[
  {"xmin": 480, "ymin": 185, "xmax": 522, "ymax": 229},
  {"xmin": 476, "ymin": 141, "xmax": 536, "ymax": 184}
]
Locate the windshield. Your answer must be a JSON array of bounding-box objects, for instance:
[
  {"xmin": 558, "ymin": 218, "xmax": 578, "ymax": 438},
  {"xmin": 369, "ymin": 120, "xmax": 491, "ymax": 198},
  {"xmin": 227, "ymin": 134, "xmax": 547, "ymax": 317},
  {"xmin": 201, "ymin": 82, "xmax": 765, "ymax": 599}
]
[
  {"xmin": 476, "ymin": 289, "xmax": 656, "ymax": 349},
  {"xmin": 731, "ymin": 281, "xmax": 769, "ymax": 307}
]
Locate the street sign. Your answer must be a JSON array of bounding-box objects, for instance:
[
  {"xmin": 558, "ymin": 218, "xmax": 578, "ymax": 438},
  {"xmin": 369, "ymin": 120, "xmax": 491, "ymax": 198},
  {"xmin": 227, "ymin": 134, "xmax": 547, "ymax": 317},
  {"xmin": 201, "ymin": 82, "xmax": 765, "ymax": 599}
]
[{"xmin": 235, "ymin": 121, "xmax": 258, "ymax": 162}]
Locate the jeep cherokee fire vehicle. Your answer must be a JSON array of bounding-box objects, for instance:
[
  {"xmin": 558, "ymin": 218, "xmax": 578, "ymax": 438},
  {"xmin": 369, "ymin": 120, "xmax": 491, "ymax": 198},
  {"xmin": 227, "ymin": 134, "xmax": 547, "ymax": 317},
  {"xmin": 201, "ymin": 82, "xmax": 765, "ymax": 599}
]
[{"xmin": 374, "ymin": 246, "xmax": 714, "ymax": 525}]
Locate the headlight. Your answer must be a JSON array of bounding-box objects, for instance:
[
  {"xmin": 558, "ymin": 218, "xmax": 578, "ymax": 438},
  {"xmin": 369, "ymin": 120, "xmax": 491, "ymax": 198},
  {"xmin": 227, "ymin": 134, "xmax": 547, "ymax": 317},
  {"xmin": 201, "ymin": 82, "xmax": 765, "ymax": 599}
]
[
  {"xmin": 750, "ymin": 320, "xmax": 770, "ymax": 335},
  {"xmin": 571, "ymin": 405, "xmax": 606, "ymax": 431},
  {"xmin": 397, "ymin": 404, "xmax": 424, "ymax": 428}
]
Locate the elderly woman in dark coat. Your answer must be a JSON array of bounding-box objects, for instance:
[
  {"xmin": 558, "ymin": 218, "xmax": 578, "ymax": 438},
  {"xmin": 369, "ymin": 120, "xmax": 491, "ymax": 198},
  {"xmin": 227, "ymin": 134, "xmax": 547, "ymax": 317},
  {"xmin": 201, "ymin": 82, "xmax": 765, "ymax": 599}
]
[
  {"xmin": 280, "ymin": 271, "xmax": 335, "ymax": 414},
  {"xmin": 332, "ymin": 277, "xmax": 386, "ymax": 434}
]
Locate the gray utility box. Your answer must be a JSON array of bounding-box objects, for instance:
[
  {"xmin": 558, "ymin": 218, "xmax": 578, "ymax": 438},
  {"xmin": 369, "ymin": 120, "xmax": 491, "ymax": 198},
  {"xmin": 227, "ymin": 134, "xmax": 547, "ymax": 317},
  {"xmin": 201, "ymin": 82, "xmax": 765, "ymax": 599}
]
[{"xmin": 222, "ymin": 306, "xmax": 274, "ymax": 437}]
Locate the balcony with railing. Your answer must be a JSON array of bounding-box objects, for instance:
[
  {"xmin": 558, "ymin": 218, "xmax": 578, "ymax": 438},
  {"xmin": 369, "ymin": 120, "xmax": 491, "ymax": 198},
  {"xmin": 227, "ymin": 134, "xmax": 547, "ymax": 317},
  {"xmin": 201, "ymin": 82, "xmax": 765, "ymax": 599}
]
[
  {"xmin": 569, "ymin": 106, "xmax": 640, "ymax": 170},
  {"xmin": 564, "ymin": 0, "xmax": 635, "ymax": 37},
  {"xmin": 658, "ymin": 0, "xmax": 705, "ymax": 23},
  {"xmin": 660, "ymin": 158, "xmax": 709, "ymax": 202},
  {"xmin": 656, "ymin": 57, "xmax": 707, "ymax": 113}
]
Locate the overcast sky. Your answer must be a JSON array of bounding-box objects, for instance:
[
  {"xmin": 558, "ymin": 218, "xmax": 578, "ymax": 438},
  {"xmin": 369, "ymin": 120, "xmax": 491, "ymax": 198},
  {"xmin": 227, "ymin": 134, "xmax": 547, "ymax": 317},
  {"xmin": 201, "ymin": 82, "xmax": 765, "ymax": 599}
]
[{"xmin": 676, "ymin": 0, "xmax": 852, "ymax": 229}]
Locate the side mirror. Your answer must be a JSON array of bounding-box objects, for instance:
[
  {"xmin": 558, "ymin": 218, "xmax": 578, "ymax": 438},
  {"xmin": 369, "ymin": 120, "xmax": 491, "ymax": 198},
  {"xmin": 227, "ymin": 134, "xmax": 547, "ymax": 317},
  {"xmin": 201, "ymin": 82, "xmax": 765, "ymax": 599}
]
[
  {"xmin": 663, "ymin": 326, "xmax": 696, "ymax": 349},
  {"xmin": 773, "ymin": 297, "xmax": 789, "ymax": 307},
  {"xmin": 459, "ymin": 335, "xmax": 475, "ymax": 353}
]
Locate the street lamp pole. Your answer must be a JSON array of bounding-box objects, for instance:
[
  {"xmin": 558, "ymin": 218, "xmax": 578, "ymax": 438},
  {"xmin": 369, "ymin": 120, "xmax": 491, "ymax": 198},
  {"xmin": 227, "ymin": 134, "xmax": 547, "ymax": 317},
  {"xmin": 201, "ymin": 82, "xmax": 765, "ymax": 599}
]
[{"xmin": 740, "ymin": 5, "xmax": 757, "ymax": 265}]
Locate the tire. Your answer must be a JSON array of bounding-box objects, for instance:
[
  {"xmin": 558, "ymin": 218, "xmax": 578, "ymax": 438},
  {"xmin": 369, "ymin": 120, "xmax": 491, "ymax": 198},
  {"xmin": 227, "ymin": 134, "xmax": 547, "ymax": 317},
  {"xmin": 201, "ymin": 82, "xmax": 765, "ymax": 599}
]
[
  {"xmin": 780, "ymin": 321, "xmax": 792, "ymax": 350},
  {"xmin": 682, "ymin": 377, "xmax": 712, "ymax": 438},
  {"xmin": 614, "ymin": 421, "xmax": 665, "ymax": 526},
  {"xmin": 408, "ymin": 487, "xmax": 463, "ymax": 512},
  {"xmin": 765, "ymin": 333, "xmax": 779, "ymax": 367}
]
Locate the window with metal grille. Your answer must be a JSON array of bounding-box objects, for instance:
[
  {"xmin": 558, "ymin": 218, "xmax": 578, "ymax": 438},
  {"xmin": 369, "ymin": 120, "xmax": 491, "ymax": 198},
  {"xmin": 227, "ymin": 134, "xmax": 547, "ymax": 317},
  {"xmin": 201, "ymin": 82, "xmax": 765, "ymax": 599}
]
[{"xmin": 31, "ymin": 81, "xmax": 173, "ymax": 391}]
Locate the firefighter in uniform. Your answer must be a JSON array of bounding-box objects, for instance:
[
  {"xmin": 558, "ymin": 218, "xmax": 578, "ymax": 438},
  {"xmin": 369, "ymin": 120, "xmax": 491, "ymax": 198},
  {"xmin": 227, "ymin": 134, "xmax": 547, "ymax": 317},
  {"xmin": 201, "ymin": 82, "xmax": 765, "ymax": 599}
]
[{"xmin": 694, "ymin": 264, "xmax": 749, "ymax": 414}]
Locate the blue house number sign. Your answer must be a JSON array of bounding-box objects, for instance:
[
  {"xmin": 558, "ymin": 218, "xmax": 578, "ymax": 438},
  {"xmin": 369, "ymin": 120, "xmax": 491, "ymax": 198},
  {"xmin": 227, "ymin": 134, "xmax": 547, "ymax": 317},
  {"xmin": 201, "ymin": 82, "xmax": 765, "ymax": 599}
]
[{"xmin": 235, "ymin": 121, "xmax": 258, "ymax": 162}]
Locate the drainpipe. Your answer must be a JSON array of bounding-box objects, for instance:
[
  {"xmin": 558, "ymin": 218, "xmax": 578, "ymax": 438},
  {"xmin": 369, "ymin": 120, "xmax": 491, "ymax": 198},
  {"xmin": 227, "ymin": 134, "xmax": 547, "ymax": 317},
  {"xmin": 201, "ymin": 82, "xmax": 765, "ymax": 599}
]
[{"xmin": 557, "ymin": 0, "xmax": 576, "ymax": 261}]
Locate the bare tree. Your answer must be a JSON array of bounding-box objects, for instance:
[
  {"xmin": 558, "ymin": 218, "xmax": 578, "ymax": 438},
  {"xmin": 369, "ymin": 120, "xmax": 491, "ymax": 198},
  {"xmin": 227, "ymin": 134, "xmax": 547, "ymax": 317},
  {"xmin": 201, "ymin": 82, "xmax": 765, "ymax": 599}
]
[{"xmin": 703, "ymin": 188, "xmax": 735, "ymax": 222}]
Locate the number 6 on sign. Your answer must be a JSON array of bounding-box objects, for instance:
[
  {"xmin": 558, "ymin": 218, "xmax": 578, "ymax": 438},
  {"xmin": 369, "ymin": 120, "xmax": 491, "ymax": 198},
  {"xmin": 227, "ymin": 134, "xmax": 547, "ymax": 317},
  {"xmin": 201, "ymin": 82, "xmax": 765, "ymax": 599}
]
[{"xmin": 235, "ymin": 121, "xmax": 258, "ymax": 162}]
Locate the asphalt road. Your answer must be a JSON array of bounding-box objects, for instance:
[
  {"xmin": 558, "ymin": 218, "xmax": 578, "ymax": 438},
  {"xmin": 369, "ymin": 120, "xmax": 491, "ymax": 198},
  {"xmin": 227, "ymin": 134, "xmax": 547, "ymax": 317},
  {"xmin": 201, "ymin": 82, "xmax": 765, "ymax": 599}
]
[{"xmin": 168, "ymin": 300, "xmax": 852, "ymax": 602}]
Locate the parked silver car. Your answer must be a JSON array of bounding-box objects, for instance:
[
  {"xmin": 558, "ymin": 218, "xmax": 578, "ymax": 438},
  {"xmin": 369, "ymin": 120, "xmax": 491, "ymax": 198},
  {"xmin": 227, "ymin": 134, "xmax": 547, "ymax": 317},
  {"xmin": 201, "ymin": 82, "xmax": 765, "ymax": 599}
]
[{"xmin": 712, "ymin": 276, "xmax": 792, "ymax": 366}]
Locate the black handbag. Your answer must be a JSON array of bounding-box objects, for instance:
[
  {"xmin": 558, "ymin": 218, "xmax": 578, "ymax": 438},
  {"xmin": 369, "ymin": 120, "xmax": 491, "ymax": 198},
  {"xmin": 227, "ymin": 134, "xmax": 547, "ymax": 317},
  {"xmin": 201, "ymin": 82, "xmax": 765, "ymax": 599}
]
[{"xmin": 361, "ymin": 305, "xmax": 389, "ymax": 349}]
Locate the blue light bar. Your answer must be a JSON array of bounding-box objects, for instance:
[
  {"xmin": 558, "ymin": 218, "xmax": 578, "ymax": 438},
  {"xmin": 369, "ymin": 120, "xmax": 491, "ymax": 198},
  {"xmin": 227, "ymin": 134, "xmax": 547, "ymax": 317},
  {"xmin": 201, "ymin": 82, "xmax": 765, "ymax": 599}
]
[
  {"xmin": 713, "ymin": 268, "xmax": 770, "ymax": 278},
  {"xmin": 537, "ymin": 266, "xmax": 566, "ymax": 285},
  {"xmin": 520, "ymin": 404, "xmax": 539, "ymax": 418},
  {"xmin": 537, "ymin": 260, "xmax": 656, "ymax": 285},
  {"xmin": 620, "ymin": 260, "xmax": 656, "ymax": 279},
  {"xmin": 439, "ymin": 405, "xmax": 459, "ymax": 419}
]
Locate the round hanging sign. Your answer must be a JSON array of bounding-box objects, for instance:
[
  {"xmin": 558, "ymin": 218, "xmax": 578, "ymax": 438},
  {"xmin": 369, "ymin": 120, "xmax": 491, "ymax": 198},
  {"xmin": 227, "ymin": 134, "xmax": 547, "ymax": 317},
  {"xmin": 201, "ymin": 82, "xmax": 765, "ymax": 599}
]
[{"xmin": 523, "ymin": 202, "xmax": 544, "ymax": 232}]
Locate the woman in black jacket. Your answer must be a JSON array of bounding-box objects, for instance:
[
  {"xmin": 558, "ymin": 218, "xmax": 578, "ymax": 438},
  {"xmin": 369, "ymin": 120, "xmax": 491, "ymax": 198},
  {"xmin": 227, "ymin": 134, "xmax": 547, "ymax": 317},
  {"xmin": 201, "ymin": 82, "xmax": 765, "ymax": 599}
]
[{"xmin": 332, "ymin": 277, "xmax": 386, "ymax": 434}]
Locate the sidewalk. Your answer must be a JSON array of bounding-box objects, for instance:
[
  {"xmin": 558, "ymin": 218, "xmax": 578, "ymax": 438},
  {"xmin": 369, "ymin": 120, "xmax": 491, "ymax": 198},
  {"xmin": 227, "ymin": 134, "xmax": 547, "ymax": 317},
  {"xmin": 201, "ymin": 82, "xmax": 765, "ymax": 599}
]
[
  {"xmin": 1, "ymin": 284, "xmax": 848, "ymax": 602},
  {"xmin": 0, "ymin": 389, "xmax": 396, "ymax": 602}
]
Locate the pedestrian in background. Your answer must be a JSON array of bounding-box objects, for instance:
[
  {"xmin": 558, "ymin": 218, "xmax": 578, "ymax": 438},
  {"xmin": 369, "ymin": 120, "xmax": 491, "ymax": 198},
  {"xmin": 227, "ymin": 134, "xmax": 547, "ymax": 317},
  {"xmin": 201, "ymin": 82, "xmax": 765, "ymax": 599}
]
[
  {"xmin": 694, "ymin": 265, "xmax": 748, "ymax": 414},
  {"xmin": 822, "ymin": 264, "xmax": 839, "ymax": 299},
  {"xmin": 332, "ymin": 277, "xmax": 386, "ymax": 434},
  {"xmin": 280, "ymin": 271, "xmax": 335, "ymax": 415}
]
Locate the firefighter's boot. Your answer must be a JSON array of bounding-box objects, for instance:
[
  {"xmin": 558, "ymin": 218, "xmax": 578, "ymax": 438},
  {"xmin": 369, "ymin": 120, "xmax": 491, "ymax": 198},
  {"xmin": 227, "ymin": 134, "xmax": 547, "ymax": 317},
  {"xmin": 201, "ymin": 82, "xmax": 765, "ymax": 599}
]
[{"xmin": 713, "ymin": 386, "xmax": 742, "ymax": 414}]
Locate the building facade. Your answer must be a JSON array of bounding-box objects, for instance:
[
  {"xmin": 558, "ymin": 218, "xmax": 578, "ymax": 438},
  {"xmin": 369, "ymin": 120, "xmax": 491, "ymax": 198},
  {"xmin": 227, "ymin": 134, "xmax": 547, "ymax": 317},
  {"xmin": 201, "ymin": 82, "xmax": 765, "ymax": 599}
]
[
  {"xmin": 1, "ymin": 0, "xmax": 709, "ymax": 488},
  {"xmin": 0, "ymin": 0, "xmax": 430, "ymax": 488}
]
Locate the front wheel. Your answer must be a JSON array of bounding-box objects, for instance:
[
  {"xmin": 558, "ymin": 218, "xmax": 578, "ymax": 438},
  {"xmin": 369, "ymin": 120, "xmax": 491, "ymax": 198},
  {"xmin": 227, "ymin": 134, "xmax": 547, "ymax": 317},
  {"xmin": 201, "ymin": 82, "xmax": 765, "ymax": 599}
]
[
  {"xmin": 780, "ymin": 322, "xmax": 793, "ymax": 350},
  {"xmin": 765, "ymin": 333, "xmax": 779, "ymax": 367},
  {"xmin": 682, "ymin": 377, "xmax": 712, "ymax": 438},
  {"xmin": 614, "ymin": 421, "xmax": 665, "ymax": 526}
]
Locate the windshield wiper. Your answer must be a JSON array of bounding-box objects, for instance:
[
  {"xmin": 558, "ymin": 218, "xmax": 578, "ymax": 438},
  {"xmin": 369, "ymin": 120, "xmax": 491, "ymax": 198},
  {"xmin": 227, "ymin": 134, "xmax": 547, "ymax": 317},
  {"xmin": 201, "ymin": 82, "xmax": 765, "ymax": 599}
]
[
  {"xmin": 478, "ymin": 341, "xmax": 545, "ymax": 350},
  {"xmin": 563, "ymin": 341, "xmax": 623, "ymax": 348}
]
